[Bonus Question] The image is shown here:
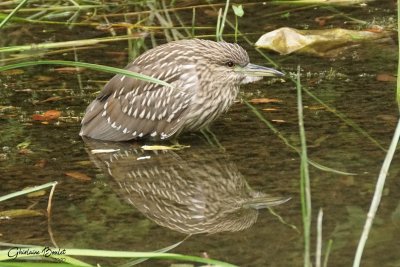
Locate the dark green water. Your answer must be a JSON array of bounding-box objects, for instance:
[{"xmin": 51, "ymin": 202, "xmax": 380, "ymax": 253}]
[{"xmin": 0, "ymin": 1, "xmax": 399, "ymax": 266}]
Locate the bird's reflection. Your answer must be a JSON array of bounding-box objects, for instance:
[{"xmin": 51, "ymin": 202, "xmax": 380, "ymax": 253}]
[{"xmin": 83, "ymin": 138, "xmax": 288, "ymax": 234}]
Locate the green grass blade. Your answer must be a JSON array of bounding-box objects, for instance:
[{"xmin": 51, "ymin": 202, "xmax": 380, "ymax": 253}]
[
  {"xmin": 323, "ymin": 239, "xmax": 333, "ymax": 267},
  {"xmin": 244, "ymin": 100, "xmax": 356, "ymax": 175},
  {"xmin": 0, "ymin": 60, "xmax": 171, "ymax": 88},
  {"xmin": 296, "ymin": 65, "xmax": 312, "ymax": 267},
  {"xmin": 216, "ymin": 8, "xmax": 222, "ymax": 41},
  {"xmin": 1, "ymin": 5, "xmax": 104, "ymax": 13},
  {"xmin": 0, "ymin": 263, "xmax": 86, "ymax": 267},
  {"xmin": 397, "ymin": 0, "xmax": 400, "ymax": 111},
  {"xmin": 55, "ymin": 256, "xmax": 92, "ymax": 267},
  {"xmin": 0, "ymin": 35, "xmax": 144, "ymax": 54},
  {"xmin": 308, "ymin": 159, "xmax": 356, "ymax": 176},
  {"xmin": 302, "ymin": 86, "xmax": 386, "ymax": 152},
  {"xmin": 0, "ymin": 182, "xmax": 57, "ymax": 202},
  {"xmin": 191, "ymin": 7, "xmax": 196, "ymax": 37},
  {"xmin": 316, "ymin": 208, "xmax": 323, "ymax": 267},
  {"xmin": 218, "ymin": 0, "xmax": 230, "ymax": 39},
  {"xmin": 0, "ymin": 0, "xmax": 29, "ymax": 29},
  {"xmin": 0, "ymin": 247, "xmax": 237, "ymax": 267},
  {"xmin": 121, "ymin": 235, "xmax": 190, "ymax": 267},
  {"xmin": 352, "ymin": 117, "xmax": 400, "ymax": 267}
]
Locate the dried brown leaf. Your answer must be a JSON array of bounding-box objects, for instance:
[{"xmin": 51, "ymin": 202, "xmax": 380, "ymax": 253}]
[
  {"xmin": 305, "ymin": 105, "xmax": 326, "ymax": 110},
  {"xmin": 54, "ymin": 67, "xmax": 86, "ymax": 73},
  {"xmin": 32, "ymin": 114, "xmax": 46, "ymax": 121},
  {"xmin": 65, "ymin": 171, "xmax": 92, "ymax": 181},
  {"xmin": 43, "ymin": 110, "xmax": 61, "ymax": 120},
  {"xmin": 35, "ymin": 75, "xmax": 54, "ymax": 82},
  {"xmin": 376, "ymin": 73, "xmax": 396, "ymax": 82},
  {"xmin": 34, "ymin": 159, "xmax": 47, "ymax": 168}
]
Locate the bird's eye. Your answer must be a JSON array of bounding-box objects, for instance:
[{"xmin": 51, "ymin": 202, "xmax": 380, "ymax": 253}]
[{"xmin": 226, "ymin": 61, "xmax": 235, "ymax": 67}]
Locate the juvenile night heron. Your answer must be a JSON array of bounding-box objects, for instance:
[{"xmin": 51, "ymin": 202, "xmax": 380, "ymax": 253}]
[
  {"xmin": 80, "ymin": 39, "xmax": 283, "ymax": 141},
  {"xmin": 84, "ymin": 138, "xmax": 289, "ymax": 234}
]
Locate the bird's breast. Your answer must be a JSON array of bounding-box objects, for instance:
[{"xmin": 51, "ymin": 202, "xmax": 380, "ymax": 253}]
[{"xmin": 182, "ymin": 83, "xmax": 240, "ymax": 131}]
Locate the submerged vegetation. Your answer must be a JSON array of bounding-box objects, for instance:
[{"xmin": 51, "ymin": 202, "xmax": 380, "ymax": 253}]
[{"xmin": 0, "ymin": 0, "xmax": 399, "ymax": 267}]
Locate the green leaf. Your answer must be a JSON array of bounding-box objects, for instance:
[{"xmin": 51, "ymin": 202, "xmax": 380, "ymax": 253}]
[
  {"xmin": 232, "ymin": 5, "xmax": 244, "ymax": 17},
  {"xmin": 0, "ymin": 209, "xmax": 43, "ymax": 218},
  {"xmin": 280, "ymin": 12, "xmax": 290, "ymax": 19},
  {"xmin": 16, "ymin": 141, "xmax": 30, "ymax": 149},
  {"xmin": 0, "ymin": 0, "xmax": 29, "ymax": 29}
]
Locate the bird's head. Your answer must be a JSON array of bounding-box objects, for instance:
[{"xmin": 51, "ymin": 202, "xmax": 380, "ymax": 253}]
[{"xmin": 191, "ymin": 39, "xmax": 284, "ymax": 86}]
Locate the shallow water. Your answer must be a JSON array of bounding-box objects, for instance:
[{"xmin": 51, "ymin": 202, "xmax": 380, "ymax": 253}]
[{"xmin": 0, "ymin": 1, "xmax": 399, "ymax": 267}]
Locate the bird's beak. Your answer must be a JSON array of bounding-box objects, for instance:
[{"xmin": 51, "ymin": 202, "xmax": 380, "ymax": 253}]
[
  {"xmin": 239, "ymin": 63, "xmax": 284, "ymax": 77},
  {"xmin": 235, "ymin": 63, "xmax": 284, "ymax": 84}
]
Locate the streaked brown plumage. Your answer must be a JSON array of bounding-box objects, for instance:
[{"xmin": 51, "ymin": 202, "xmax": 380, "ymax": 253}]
[
  {"xmin": 80, "ymin": 39, "xmax": 283, "ymax": 141},
  {"xmin": 83, "ymin": 138, "xmax": 289, "ymax": 234}
]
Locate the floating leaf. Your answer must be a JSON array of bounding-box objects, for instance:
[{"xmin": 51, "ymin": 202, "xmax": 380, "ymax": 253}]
[
  {"xmin": 366, "ymin": 26, "xmax": 385, "ymax": 33},
  {"xmin": 141, "ymin": 145, "xmax": 190, "ymax": 151},
  {"xmin": 137, "ymin": 156, "xmax": 151, "ymax": 160},
  {"xmin": 376, "ymin": 73, "xmax": 396, "ymax": 82},
  {"xmin": 54, "ymin": 67, "xmax": 86, "ymax": 73},
  {"xmin": 249, "ymin": 98, "xmax": 283, "ymax": 104},
  {"xmin": 65, "ymin": 171, "xmax": 92, "ymax": 181},
  {"xmin": 1, "ymin": 69, "xmax": 24, "ymax": 75},
  {"xmin": 0, "ymin": 209, "xmax": 43, "ymax": 219},
  {"xmin": 255, "ymin": 27, "xmax": 393, "ymax": 57},
  {"xmin": 376, "ymin": 114, "xmax": 397, "ymax": 124},
  {"xmin": 32, "ymin": 110, "xmax": 61, "ymax": 121},
  {"xmin": 16, "ymin": 140, "xmax": 30, "ymax": 149},
  {"xmin": 314, "ymin": 15, "xmax": 335, "ymax": 26},
  {"xmin": 305, "ymin": 105, "xmax": 325, "ymax": 110},
  {"xmin": 43, "ymin": 110, "xmax": 61, "ymax": 120},
  {"xmin": 27, "ymin": 190, "xmax": 46, "ymax": 198},
  {"xmin": 35, "ymin": 75, "xmax": 54, "ymax": 82},
  {"xmin": 281, "ymin": 12, "xmax": 290, "ymax": 19},
  {"xmin": 91, "ymin": 148, "xmax": 120, "ymax": 154},
  {"xmin": 32, "ymin": 114, "xmax": 46, "ymax": 121},
  {"xmin": 77, "ymin": 160, "xmax": 94, "ymax": 166}
]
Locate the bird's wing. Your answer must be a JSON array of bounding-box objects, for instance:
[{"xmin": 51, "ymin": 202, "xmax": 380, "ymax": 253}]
[{"xmin": 80, "ymin": 63, "xmax": 198, "ymax": 141}]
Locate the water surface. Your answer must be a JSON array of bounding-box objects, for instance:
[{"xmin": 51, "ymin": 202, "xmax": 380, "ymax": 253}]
[{"xmin": 0, "ymin": 1, "xmax": 399, "ymax": 266}]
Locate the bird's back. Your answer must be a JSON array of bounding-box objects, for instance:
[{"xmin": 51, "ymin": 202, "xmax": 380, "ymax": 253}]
[{"xmin": 80, "ymin": 40, "xmax": 203, "ymax": 141}]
